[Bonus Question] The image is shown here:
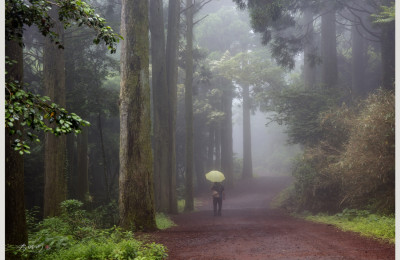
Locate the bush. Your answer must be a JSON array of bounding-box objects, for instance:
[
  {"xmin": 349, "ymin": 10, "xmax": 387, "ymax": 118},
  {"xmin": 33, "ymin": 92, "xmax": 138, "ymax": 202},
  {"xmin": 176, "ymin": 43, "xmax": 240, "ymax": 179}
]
[
  {"xmin": 337, "ymin": 89, "xmax": 395, "ymax": 213},
  {"xmin": 282, "ymin": 89, "xmax": 394, "ymax": 215},
  {"xmin": 7, "ymin": 200, "xmax": 168, "ymax": 259}
]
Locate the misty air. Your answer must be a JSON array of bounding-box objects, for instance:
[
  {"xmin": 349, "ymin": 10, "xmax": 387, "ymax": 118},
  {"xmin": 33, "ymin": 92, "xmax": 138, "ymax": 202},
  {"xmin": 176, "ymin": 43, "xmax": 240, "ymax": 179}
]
[{"xmin": 4, "ymin": 0, "xmax": 395, "ymax": 259}]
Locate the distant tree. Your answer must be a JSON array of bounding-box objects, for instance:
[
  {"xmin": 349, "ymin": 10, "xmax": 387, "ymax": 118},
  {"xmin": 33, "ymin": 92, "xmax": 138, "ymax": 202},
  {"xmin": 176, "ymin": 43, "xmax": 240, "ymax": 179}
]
[
  {"xmin": 119, "ymin": 0, "xmax": 157, "ymax": 231},
  {"xmin": 184, "ymin": 0, "xmax": 195, "ymax": 212},
  {"xmin": 165, "ymin": 0, "xmax": 181, "ymax": 214},
  {"xmin": 43, "ymin": 7, "xmax": 67, "ymax": 218},
  {"xmin": 150, "ymin": 0, "xmax": 170, "ymax": 213},
  {"xmin": 320, "ymin": 1, "xmax": 338, "ymax": 88},
  {"xmin": 215, "ymin": 50, "xmax": 286, "ymax": 179}
]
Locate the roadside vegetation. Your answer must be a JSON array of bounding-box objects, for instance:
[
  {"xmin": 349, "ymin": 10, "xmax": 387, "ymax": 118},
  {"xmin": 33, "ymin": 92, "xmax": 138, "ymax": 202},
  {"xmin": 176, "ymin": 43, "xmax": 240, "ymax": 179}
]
[
  {"xmin": 303, "ymin": 209, "xmax": 394, "ymax": 244},
  {"xmin": 270, "ymin": 89, "xmax": 394, "ymax": 243},
  {"xmin": 7, "ymin": 200, "xmax": 169, "ymax": 260}
]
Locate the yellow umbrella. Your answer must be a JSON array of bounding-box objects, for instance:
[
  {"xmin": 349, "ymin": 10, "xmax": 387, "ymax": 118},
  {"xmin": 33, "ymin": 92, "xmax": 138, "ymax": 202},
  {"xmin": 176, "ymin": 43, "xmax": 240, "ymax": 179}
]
[{"xmin": 205, "ymin": 170, "xmax": 225, "ymax": 182}]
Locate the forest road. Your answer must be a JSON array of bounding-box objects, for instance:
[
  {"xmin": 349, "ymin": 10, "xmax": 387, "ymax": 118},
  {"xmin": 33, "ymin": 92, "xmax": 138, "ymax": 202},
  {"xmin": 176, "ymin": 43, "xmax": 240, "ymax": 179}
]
[{"xmin": 149, "ymin": 176, "xmax": 394, "ymax": 260}]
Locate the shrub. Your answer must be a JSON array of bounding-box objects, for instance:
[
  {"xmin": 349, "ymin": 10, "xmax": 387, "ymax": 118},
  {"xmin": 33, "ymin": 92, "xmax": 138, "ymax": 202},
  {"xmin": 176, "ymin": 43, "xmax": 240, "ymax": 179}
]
[{"xmin": 337, "ymin": 89, "xmax": 395, "ymax": 213}]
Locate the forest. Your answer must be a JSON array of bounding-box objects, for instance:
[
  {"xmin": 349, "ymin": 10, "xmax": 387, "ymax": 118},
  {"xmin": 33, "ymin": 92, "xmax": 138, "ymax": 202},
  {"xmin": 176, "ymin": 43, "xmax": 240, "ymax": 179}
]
[{"xmin": 4, "ymin": 0, "xmax": 395, "ymax": 259}]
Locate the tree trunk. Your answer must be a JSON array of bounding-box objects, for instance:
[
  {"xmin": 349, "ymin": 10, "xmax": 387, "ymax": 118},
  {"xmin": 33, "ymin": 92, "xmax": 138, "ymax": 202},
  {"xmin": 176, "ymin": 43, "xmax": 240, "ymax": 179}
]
[
  {"xmin": 43, "ymin": 7, "xmax": 67, "ymax": 217},
  {"xmin": 5, "ymin": 39, "xmax": 28, "ymax": 249},
  {"xmin": 320, "ymin": 3, "xmax": 338, "ymax": 88},
  {"xmin": 76, "ymin": 127, "xmax": 89, "ymax": 202},
  {"xmin": 242, "ymin": 84, "xmax": 253, "ymax": 179},
  {"xmin": 184, "ymin": 0, "xmax": 194, "ymax": 212},
  {"xmin": 194, "ymin": 125, "xmax": 207, "ymax": 191},
  {"xmin": 166, "ymin": 0, "xmax": 180, "ymax": 214},
  {"xmin": 150, "ymin": 0, "xmax": 170, "ymax": 213},
  {"xmin": 380, "ymin": 21, "xmax": 395, "ymax": 89},
  {"xmin": 351, "ymin": 21, "xmax": 366, "ymax": 97},
  {"xmin": 119, "ymin": 0, "xmax": 157, "ymax": 231},
  {"xmin": 214, "ymin": 122, "xmax": 221, "ymax": 170},
  {"xmin": 66, "ymin": 134, "xmax": 77, "ymax": 198},
  {"xmin": 98, "ymin": 113, "xmax": 111, "ymax": 202},
  {"xmin": 207, "ymin": 124, "xmax": 215, "ymax": 171},
  {"xmin": 221, "ymin": 86, "xmax": 234, "ymax": 188},
  {"xmin": 303, "ymin": 8, "xmax": 316, "ymax": 89}
]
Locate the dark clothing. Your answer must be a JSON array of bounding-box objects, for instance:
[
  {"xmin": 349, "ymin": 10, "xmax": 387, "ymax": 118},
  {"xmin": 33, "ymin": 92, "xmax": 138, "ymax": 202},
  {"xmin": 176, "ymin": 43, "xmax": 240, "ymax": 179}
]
[
  {"xmin": 213, "ymin": 197, "xmax": 222, "ymax": 216},
  {"xmin": 211, "ymin": 183, "xmax": 224, "ymax": 216}
]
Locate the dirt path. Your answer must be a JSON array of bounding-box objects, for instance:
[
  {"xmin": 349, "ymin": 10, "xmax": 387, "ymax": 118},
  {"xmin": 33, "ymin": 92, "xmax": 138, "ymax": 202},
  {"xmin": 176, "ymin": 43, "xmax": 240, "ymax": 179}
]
[{"xmin": 149, "ymin": 176, "xmax": 394, "ymax": 260}]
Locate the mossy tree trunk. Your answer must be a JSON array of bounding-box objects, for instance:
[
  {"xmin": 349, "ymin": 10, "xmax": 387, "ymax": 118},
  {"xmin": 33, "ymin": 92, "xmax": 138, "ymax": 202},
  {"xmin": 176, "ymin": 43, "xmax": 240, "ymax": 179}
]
[
  {"xmin": 5, "ymin": 39, "xmax": 28, "ymax": 250},
  {"xmin": 43, "ymin": 7, "xmax": 67, "ymax": 217},
  {"xmin": 184, "ymin": 0, "xmax": 194, "ymax": 212},
  {"xmin": 119, "ymin": 0, "xmax": 157, "ymax": 231},
  {"xmin": 165, "ymin": 0, "xmax": 180, "ymax": 214}
]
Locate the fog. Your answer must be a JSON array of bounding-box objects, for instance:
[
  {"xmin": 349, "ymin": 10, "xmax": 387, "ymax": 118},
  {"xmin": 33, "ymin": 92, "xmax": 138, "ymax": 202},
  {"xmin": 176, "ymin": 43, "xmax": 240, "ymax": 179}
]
[{"xmin": 232, "ymin": 106, "xmax": 301, "ymax": 177}]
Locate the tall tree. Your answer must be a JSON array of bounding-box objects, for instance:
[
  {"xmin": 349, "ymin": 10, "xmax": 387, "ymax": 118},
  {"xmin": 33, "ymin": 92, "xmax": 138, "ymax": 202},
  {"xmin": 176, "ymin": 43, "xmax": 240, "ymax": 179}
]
[
  {"xmin": 351, "ymin": 16, "xmax": 366, "ymax": 97},
  {"xmin": 241, "ymin": 82, "xmax": 253, "ymax": 179},
  {"xmin": 150, "ymin": 0, "xmax": 170, "ymax": 213},
  {"xmin": 165, "ymin": 0, "xmax": 180, "ymax": 214},
  {"xmin": 220, "ymin": 82, "xmax": 234, "ymax": 188},
  {"xmin": 43, "ymin": 7, "xmax": 67, "ymax": 217},
  {"xmin": 5, "ymin": 39, "xmax": 28, "ymax": 249},
  {"xmin": 320, "ymin": 1, "xmax": 338, "ymax": 88},
  {"xmin": 184, "ymin": 0, "xmax": 195, "ymax": 212},
  {"xmin": 119, "ymin": 0, "xmax": 157, "ymax": 231},
  {"xmin": 302, "ymin": 7, "xmax": 317, "ymax": 89},
  {"xmin": 76, "ymin": 128, "xmax": 89, "ymax": 201}
]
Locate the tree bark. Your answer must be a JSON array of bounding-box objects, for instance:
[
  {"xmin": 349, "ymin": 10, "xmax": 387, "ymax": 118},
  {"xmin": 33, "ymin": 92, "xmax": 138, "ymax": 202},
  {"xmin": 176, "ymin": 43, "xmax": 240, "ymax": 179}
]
[
  {"xmin": 351, "ymin": 21, "xmax": 366, "ymax": 97},
  {"xmin": 119, "ymin": 0, "xmax": 157, "ymax": 231},
  {"xmin": 76, "ymin": 127, "xmax": 89, "ymax": 202},
  {"xmin": 98, "ymin": 113, "xmax": 111, "ymax": 201},
  {"xmin": 207, "ymin": 124, "xmax": 215, "ymax": 171},
  {"xmin": 150, "ymin": 0, "xmax": 170, "ymax": 213},
  {"xmin": 221, "ymin": 86, "xmax": 234, "ymax": 188},
  {"xmin": 320, "ymin": 3, "xmax": 338, "ymax": 88},
  {"xmin": 5, "ymin": 39, "xmax": 28, "ymax": 249},
  {"xmin": 166, "ymin": 0, "xmax": 180, "ymax": 214},
  {"xmin": 214, "ymin": 122, "xmax": 221, "ymax": 170},
  {"xmin": 380, "ymin": 21, "xmax": 395, "ymax": 89},
  {"xmin": 184, "ymin": 0, "xmax": 194, "ymax": 212},
  {"xmin": 242, "ymin": 84, "xmax": 253, "ymax": 179},
  {"xmin": 303, "ymin": 8, "xmax": 316, "ymax": 89},
  {"xmin": 43, "ymin": 7, "xmax": 67, "ymax": 217}
]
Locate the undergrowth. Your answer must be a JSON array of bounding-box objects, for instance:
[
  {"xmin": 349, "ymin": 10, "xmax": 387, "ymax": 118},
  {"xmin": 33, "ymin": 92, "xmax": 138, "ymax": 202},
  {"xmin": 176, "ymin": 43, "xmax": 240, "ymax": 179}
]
[
  {"xmin": 156, "ymin": 213, "xmax": 177, "ymax": 230},
  {"xmin": 6, "ymin": 200, "xmax": 168, "ymax": 260},
  {"xmin": 302, "ymin": 209, "xmax": 394, "ymax": 244}
]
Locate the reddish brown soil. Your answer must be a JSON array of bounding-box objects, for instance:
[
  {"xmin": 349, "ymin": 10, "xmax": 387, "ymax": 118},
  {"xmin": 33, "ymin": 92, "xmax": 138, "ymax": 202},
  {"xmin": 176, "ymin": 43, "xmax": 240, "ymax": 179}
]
[{"xmin": 149, "ymin": 176, "xmax": 395, "ymax": 260}]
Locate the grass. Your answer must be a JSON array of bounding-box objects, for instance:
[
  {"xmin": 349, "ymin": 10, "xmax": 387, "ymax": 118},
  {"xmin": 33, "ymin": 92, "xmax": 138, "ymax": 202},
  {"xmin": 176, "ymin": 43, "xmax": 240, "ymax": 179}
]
[
  {"xmin": 155, "ymin": 213, "xmax": 177, "ymax": 230},
  {"xmin": 302, "ymin": 209, "xmax": 395, "ymax": 244}
]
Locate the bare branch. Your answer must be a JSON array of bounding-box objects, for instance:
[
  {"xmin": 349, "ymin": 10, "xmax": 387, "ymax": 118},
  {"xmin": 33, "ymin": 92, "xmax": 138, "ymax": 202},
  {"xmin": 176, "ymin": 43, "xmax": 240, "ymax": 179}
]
[{"xmin": 193, "ymin": 14, "xmax": 209, "ymax": 26}]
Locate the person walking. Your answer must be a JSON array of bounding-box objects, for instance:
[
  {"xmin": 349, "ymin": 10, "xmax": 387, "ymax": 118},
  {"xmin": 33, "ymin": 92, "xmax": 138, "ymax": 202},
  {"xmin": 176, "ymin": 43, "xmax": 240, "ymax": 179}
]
[{"xmin": 211, "ymin": 182, "xmax": 224, "ymax": 216}]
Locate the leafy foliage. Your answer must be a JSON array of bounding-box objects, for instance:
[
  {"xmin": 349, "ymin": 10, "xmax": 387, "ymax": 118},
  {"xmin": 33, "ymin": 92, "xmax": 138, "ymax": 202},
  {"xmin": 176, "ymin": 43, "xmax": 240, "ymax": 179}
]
[
  {"xmin": 6, "ymin": 200, "xmax": 168, "ymax": 259},
  {"xmin": 5, "ymin": 75, "xmax": 90, "ymax": 154},
  {"xmin": 6, "ymin": 0, "xmax": 122, "ymax": 53},
  {"xmin": 371, "ymin": 2, "xmax": 395, "ymax": 24},
  {"xmin": 337, "ymin": 89, "xmax": 395, "ymax": 213},
  {"xmin": 279, "ymin": 89, "xmax": 394, "ymax": 214}
]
